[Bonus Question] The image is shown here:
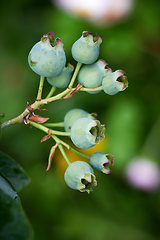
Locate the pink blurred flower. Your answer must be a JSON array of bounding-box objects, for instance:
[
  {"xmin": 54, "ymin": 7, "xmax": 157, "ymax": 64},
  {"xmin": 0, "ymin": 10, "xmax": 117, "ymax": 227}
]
[
  {"xmin": 54, "ymin": 0, "xmax": 134, "ymax": 24},
  {"xmin": 125, "ymin": 158, "xmax": 160, "ymax": 191}
]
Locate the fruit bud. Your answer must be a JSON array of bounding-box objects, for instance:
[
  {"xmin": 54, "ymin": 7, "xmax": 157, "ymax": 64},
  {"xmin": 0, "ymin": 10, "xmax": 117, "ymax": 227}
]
[
  {"xmin": 71, "ymin": 117, "xmax": 105, "ymax": 149},
  {"xmin": 71, "ymin": 31, "xmax": 102, "ymax": 64},
  {"xmin": 90, "ymin": 152, "xmax": 114, "ymax": 174},
  {"xmin": 28, "ymin": 32, "xmax": 66, "ymax": 77},
  {"xmin": 64, "ymin": 161, "xmax": 97, "ymax": 193},
  {"xmin": 102, "ymin": 69, "xmax": 128, "ymax": 95}
]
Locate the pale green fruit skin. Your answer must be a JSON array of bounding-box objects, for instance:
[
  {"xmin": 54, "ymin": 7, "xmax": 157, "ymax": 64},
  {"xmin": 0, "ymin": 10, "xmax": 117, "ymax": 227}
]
[
  {"xmin": 64, "ymin": 108, "xmax": 91, "ymax": 132},
  {"xmin": 102, "ymin": 70, "xmax": 125, "ymax": 95},
  {"xmin": 71, "ymin": 32, "xmax": 102, "ymax": 64},
  {"xmin": 64, "ymin": 161, "xmax": 96, "ymax": 192},
  {"xmin": 78, "ymin": 60, "xmax": 107, "ymax": 94},
  {"xmin": 71, "ymin": 117, "xmax": 102, "ymax": 149},
  {"xmin": 47, "ymin": 64, "xmax": 74, "ymax": 88},
  {"xmin": 90, "ymin": 152, "xmax": 113, "ymax": 174},
  {"xmin": 28, "ymin": 40, "xmax": 66, "ymax": 77}
]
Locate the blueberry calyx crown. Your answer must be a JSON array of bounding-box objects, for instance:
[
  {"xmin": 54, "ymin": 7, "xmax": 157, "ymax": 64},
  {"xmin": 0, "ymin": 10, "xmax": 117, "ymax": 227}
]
[
  {"xmin": 89, "ymin": 120, "xmax": 105, "ymax": 144},
  {"xmin": 116, "ymin": 70, "xmax": 128, "ymax": 90},
  {"xmin": 106, "ymin": 68, "xmax": 128, "ymax": 90},
  {"xmin": 82, "ymin": 31, "xmax": 102, "ymax": 44},
  {"xmin": 99, "ymin": 59, "xmax": 108, "ymax": 69},
  {"xmin": 103, "ymin": 154, "xmax": 114, "ymax": 173},
  {"xmin": 80, "ymin": 173, "xmax": 97, "ymax": 193},
  {"xmin": 41, "ymin": 32, "xmax": 64, "ymax": 47}
]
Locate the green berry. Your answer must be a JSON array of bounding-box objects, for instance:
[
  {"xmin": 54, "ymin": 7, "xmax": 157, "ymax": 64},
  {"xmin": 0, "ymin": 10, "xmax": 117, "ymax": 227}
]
[
  {"xmin": 71, "ymin": 117, "xmax": 105, "ymax": 149},
  {"xmin": 47, "ymin": 64, "xmax": 74, "ymax": 88},
  {"xmin": 90, "ymin": 152, "xmax": 114, "ymax": 174},
  {"xmin": 64, "ymin": 108, "xmax": 93, "ymax": 132},
  {"xmin": 102, "ymin": 69, "xmax": 128, "ymax": 95},
  {"xmin": 64, "ymin": 161, "xmax": 97, "ymax": 193},
  {"xmin": 78, "ymin": 59, "xmax": 108, "ymax": 94},
  {"xmin": 72, "ymin": 31, "xmax": 102, "ymax": 64},
  {"xmin": 28, "ymin": 32, "xmax": 66, "ymax": 77}
]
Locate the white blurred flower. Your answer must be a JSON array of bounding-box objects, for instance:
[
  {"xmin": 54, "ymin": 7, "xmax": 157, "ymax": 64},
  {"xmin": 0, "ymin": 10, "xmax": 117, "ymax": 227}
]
[
  {"xmin": 54, "ymin": 0, "xmax": 134, "ymax": 24},
  {"xmin": 125, "ymin": 158, "xmax": 160, "ymax": 191}
]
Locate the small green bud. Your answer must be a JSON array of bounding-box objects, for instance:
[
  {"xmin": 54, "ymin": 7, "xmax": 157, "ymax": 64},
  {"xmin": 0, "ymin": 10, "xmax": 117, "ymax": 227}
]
[{"xmin": 90, "ymin": 152, "xmax": 114, "ymax": 174}]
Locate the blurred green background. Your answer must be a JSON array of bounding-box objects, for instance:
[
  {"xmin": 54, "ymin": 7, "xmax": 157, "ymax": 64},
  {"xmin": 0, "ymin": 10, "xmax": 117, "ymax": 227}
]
[{"xmin": 0, "ymin": 0, "xmax": 160, "ymax": 239}]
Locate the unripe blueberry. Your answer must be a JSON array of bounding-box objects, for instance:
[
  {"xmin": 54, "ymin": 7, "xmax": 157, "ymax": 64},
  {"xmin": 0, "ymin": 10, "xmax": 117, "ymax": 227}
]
[
  {"xmin": 64, "ymin": 161, "xmax": 97, "ymax": 193},
  {"xmin": 47, "ymin": 63, "xmax": 74, "ymax": 88},
  {"xmin": 71, "ymin": 31, "xmax": 102, "ymax": 64},
  {"xmin": 90, "ymin": 152, "xmax": 114, "ymax": 174},
  {"xmin": 102, "ymin": 69, "xmax": 128, "ymax": 95},
  {"xmin": 71, "ymin": 117, "xmax": 105, "ymax": 149},
  {"xmin": 28, "ymin": 32, "xmax": 66, "ymax": 77},
  {"xmin": 78, "ymin": 59, "xmax": 108, "ymax": 94},
  {"xmin": 64, "ymin": 108, "xmax": 94, "ymax": 132}
]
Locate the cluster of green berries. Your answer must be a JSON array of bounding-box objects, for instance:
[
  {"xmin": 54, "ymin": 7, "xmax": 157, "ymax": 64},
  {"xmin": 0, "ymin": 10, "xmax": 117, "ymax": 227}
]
[
  {"xmin": 28, "ymin": 31, "xmax": 128, "ymax": 94},
  {"xmin": 78, "ymin": 61, "xmax": 128, "ymax": 95},
  {"xmin": 64, "ymin": 108, "xmax": 113, "ymax": 193},
  {"xmin": 28, "ymin": 31, "xmax": 128, "ymax": 193}
]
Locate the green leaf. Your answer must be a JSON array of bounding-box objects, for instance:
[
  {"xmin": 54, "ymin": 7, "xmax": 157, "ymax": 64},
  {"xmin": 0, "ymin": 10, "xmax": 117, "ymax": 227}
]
[
  {"xmin": 0, "ymin": 152, "xmax": 30, "ymax": 192},
  {"xmin": 0, "ymin": 174, "xmax": 33, "ymax": 240}
]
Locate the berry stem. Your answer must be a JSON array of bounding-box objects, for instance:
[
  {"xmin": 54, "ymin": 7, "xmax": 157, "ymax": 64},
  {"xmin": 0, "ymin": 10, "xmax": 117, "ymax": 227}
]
[
  {"xmin": 1, "ymin": 84, "xmax": 103, "ymax": 129},
  {"xmin": 51, "ymin": 130, "xmax": 70, "ymax": 136},
  {"xmin": 1, "ymin": 108, "xmax": 30, "ymax": 128},
  {"xmin": 45, "ymin": 86, "xmax": 56, "ymax": 99},
  {"xmin": 51, "ymin": 135, "xmax": 69, "ymax": 149},
  {"xmin": 37, "ymin": 76, "xmax": 45, "ymax": 100},
  {"xmin": 27, "ymin": 120, "xmax": 70, "ymax": 149},
  {"xmin": 70, "ymin": 147, "xmax": 90, "ymax": 160},
  {"xmin": 58, "ymin": 144, "xmax": 71, "ymax": 165},
  {"xmin": 40, "ymin": 88, "xmax": 71, "ymax": 104},
  {"xmin": 44, "ymin": 122, "xmax": 64, "ymax": 128},
  {"xmin": 80, "ymin": 86, "xmax": 103, "ymax": 92},
  {"xmin": 25, "ymin": 119, "xmax": 71, "ymax": 165},
  {"xmin": 0, "ymin": 88, "xmax": 69, "ymax": 128},
  {"xmin": 28, "ymin": 120, "xmax": 70, "ymax": 136},
  {"xmin": 68, "ymin": 62, "xmax": 82, "ymax": 88}
]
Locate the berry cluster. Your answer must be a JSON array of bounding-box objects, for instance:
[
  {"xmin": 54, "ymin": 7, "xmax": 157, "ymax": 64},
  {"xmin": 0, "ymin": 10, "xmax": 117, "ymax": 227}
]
[
  {"xmin": 29, "ymin": 31, "xmax": 128, "ymax": 95},
  {"xmin": 63, "ymin": 108, "xmax": 113, "ymax": 193},
  {"xmin": 2, "ymin": 31, "xmax": 128, "ymax": 193}
]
